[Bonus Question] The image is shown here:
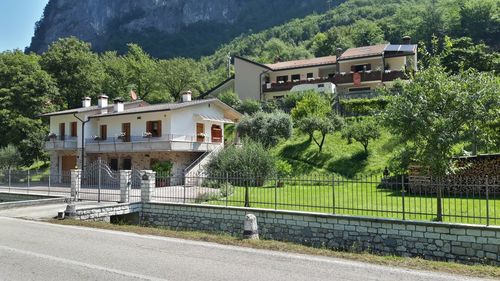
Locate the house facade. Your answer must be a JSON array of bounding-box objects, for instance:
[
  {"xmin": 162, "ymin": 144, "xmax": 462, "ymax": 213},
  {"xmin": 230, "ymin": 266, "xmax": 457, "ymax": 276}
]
[
  {"xmin": 201, "ymin": 38, "xmax": 417, "ymax": 101},
  {"xmin": 42, "ymin": 94, "xmax": 242, "ymax": 178}
]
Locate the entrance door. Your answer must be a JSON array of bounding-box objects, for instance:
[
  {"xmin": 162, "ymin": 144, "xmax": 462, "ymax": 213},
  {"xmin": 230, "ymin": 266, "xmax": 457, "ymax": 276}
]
[
  {"xmin": 61, "ymin": 156, "xmax": 77, "ymax": 172},
  {"xmin": 211, "ymin": 125, "xmax": 222, "ymax": 143},
  {"xmin": 59, "ymin": 123, "xmax": 66, "ymax": 140},
  {"xmin": 122, "ymin": 123, "xmax": 131, "ymax": 142}
]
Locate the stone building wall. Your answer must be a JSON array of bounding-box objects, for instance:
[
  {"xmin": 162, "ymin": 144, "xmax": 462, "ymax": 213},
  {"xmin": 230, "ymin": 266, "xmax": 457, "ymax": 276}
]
[{"xmin": 141, "ymin": 202, "xmax": 500, "ymax": 265}]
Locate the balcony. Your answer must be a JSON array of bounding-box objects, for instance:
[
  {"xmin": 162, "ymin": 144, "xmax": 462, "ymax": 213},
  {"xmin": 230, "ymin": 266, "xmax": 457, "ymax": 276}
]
[
  {"xmin": 382, "ymin": 70, "xmax": 407, "ymax": 82},
  {"xmin": 45, "ymin": 136, "xmax": 78, "ymax": 151},
  {"xmin": 262, "ymin": 77, "xmax": 334, "ymax": 93},
  {"xmin": 85, "ymin": 134, "xmax": 222, "ymax": 153},
  {"xmin": 338, "ymin": 90, "xmax": 379, "ymax": 100},
  {"xmin": 334, "ymin": 71, "xmax": 382, "ymax": 85}
]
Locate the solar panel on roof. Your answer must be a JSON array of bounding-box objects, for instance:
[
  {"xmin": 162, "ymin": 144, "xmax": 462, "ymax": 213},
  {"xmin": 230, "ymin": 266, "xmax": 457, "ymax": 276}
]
[
  {"xmin": 385, "ymin": 45, "xmax": 401, "ymax": 52},
  {"xmin": 400, "ymin": 45, "xmax": 415, "ymax": 52}
]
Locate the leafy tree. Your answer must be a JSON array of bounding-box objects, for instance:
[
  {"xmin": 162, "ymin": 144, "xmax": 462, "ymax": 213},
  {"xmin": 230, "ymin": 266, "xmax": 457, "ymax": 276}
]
[
  {"xmin": 123, "ymin": 44, "xmax": 159, "ymax": 100},
  {"xmin": 217, "ymin": 91, "xmax": 241, "ymax": 108},
  {"xmin": 384, "ymin": 64, "xmax": 499, "ymax": 175},
  {"xmin": 237, "ymin": 111, "xmax": 293, "ymax": 147},
  {"xmin": 0, "ymin": 145, "xmax": 22, "ymax": 169},
  {"xmin": 100, "ymin": 51, "xmax": 132, "ymax": 100},
  {"xmin": 291, "ymin": 91, "xmax": 331, "ymax": 120},
  {"xmin": 40, "ymin": 37, "xmax": 103, "ymax": 109},
  {"xmin": 459, "ymin": 0, "xmax": 499, "ymax": 46},
  {"xmin": 350, "ymin": 20, "xmax": 385, "ymax": 47},
  {"xmin": 0, "ymin": 50, "xmax": 58, "ymax": 165},
  {"xmin": 440, "ymin": 37, "xmax": 499, "ymax": 73},
  {"xmin": 205, "ymin": 140, "xmax": 276, "ymax": 185},
  {"xmin": 237, "ymin": 99, "xmax": 262, "ymax": 115},
  {"xmin": 297, "ymin": 115, "xmax": 343, "ymax": 152},
  {"xmin": 341, "ymin": 118, "xmax": 381, "ymax": 153},
  {"xmin": 158, "ymin": 58, "xmax": 204, "ymax": 101}
]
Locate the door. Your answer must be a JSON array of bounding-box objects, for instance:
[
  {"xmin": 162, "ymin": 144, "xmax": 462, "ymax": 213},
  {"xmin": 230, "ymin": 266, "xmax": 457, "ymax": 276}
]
[
  {"xmin": 196, "ymin": 123, "xmax": 205, "ymax": 142},
  {"xmin": 211, "ymin": 125, "xmax": 222, "ymax": 143},
  {"xmin": 61, "ymin": 156, "xmax": 77, "ymax": 172},
  {"xmin": 122, "ymin": 123, "xmax": 131, "ymax": 142}
]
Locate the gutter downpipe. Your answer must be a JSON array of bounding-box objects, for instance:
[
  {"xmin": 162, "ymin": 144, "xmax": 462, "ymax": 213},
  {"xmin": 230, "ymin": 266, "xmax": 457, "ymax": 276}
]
[
  {"xmin": 259, "ymin": 70, "xmax": 270, "ymax": 101},
  {"xmin": 73, "ymin": 113, "xmax": 90, "ymax": 188}
]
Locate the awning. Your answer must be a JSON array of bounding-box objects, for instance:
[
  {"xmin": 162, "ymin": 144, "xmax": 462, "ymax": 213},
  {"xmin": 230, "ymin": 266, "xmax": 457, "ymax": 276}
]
[{"xmin": 195, "ymin": 114, "xmax": 235, "ymax": 124}]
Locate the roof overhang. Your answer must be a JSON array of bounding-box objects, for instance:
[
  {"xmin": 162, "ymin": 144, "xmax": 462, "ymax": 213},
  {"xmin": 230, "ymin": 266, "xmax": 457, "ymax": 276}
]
[{"xmin": 195, "ymin": 114, "xmax": 235, "ymax": 124}]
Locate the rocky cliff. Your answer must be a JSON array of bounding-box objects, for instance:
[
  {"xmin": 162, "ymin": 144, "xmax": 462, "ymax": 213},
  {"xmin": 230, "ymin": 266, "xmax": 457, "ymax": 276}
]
[{"xmin": 28, "ymin": 0, "xmax": 332, "ymax": 58}]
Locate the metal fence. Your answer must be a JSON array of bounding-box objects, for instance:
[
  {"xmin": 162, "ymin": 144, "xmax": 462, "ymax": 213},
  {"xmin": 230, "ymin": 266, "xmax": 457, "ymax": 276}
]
[
  {"xmin": 154, "ymin": 172, "xmax": 499, "ymax": 226},
  {"xmin": 0, "ymin": 169, "xmax": 71, "ymax": 197}
]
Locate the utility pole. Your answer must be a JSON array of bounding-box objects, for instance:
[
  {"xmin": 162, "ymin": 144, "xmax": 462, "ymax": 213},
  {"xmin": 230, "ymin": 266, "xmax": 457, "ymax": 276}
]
[{"xmin": 73, "ymin": 113, "xmax": 90, "ymax": 186}]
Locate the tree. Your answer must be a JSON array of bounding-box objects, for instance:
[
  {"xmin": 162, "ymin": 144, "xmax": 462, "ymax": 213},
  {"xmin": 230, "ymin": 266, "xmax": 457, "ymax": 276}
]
[
  {"xmin": 237, "ymin": 111, "xmax": 293, "ymax": 147},
  {"xmin": 459, "ymin": 0, "xmax": 499, "ymax": 46},
  {"xmin": 40, "ymin": 37, "xmax": 103, "ymax": 109},
  {"xmin": 350, "ymin": 20, "xmax": 385, "ymax": 47},
  {"xmin": 0, "ymin": 50, "xmax": 58, "ymax": 165},
  {"xmin": 100, "ymin": 51, "xmax": 132, "ymax": 100},
  {"xmin": 217, "ymin": 91, "xmax": 241, "ymax": 108},
  {"xmin": 0, "ymin": 145, "xmax": 22, "ymax": 169},
  {"xmin": 291, "ymin": 91, "xmax": 331, "ymax": 121},
  {"xmin": 123, "ymin": 44, "xmax": 159, "ymax": 100},
  {"xmin": 440, "ymin": 37, "xmax": 499, "ymax": 73},
  {"xmin": 341, "ymin": 118, "xmax": 381, "ymax": 153},
  {"xmin": 158, "ymin": 58, "xmax": 204, "ymax": 101},
  {"xmin": 297, "ymin": 115, "xmax": 343, "ymax": 152},
  {"xmin": 237, "ymin": 99, "xmax": 262, "ymax": 115},
  {"xmin": 383, "ymin": 64, "xmax": 499, "ymax": 175}
]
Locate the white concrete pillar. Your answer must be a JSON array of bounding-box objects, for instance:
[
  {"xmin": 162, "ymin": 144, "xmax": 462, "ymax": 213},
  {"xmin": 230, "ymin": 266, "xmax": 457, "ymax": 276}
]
[
  {"xmin": 70, "ymin": 169, "xmax": 82, "ymax": 200},
  {"xmin": 141, "ymin": 170, "xmax": 156, "ymax": 203},
  {"xmin": 243, "ymin": 214, "xmax": 259, "ymax": 240},
  {"xmin": 119, "ymin": 170, "xmax": 132, "ymax": 203}
]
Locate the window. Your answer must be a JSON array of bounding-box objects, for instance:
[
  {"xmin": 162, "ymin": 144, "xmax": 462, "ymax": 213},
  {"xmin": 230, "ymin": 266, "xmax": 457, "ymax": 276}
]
[
  {"xmin": 277, "ymin": 75, "xmax": 288, "ymax": 83},
  {"xmin": 59, "ymin": 123, "xmax": 65, "ymax": 140},
  {"xmin": 109, "ymin": 159, "xmax": 118, "ymax": 171},
  {"xmin": 70, "ymin": 122, "xmax": 77, "ymax": 137},
  {"xmin": 146, "ymin": 121, "xmax": 162, "ymax": 137},
  {"xmin": 122, "ymin": 158, "xmax": 132, "ymax": 170},
  {"xmin": 291, "ymin": 74, "xmax": 301, "ymax": 81},
  {"xmin": 100, "ymin": 125, "xmax": 107, "ymax": 140},
  {"xmin": 307, "ymin": 73, "xmax": 314, "ymax": 79}
]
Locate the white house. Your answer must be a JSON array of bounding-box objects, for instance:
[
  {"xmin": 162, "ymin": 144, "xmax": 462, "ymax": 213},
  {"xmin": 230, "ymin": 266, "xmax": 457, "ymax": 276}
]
[{"xmin": 41, "ymin": 93, "xmax": 242, "ymax": 178}]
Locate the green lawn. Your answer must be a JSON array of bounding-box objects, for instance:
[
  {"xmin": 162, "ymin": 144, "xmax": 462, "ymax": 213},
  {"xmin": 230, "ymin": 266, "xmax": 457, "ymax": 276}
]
[{"xmin": 209, "ymin": 180, "xmax": 500, "ymax": 226}]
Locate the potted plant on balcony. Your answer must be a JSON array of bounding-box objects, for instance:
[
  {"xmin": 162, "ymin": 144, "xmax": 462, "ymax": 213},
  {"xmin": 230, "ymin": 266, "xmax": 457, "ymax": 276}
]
[
  {"xmin": 47, "ymin": 133, "xmax": 57, "ymax": 141},
  {"xmin": 117, "ymin": 132, "xmax": 127, "ymax": 141},
  {"xmin": 92, "ymin": 136, "xmax": 102, "ymax": 141},
  {"xmin": 143, "ymin": 131, "xmax": 153, "ymax": 138},
  {"xmin": 152, "ymin": 160, "xmax": 173, "ymax": 187},
  {"xmin": 197, "ymin": 132, "xmax": 206, "ymax": 142}
]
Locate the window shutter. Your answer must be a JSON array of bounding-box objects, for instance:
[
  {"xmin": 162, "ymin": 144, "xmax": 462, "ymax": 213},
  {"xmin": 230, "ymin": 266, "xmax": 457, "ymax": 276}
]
[
  {"xmin": 157, "ymin": 120, "xmax": 162, "ymax": 137},
  {"xmin": 146, "ymin": 121, "xmax": 152, "ymax": 133}
]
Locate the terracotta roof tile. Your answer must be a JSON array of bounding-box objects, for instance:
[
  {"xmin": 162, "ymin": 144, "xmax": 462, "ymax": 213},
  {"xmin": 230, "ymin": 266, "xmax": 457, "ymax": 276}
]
[
  {"xmin": 338, "ymin": 44, "xmax": 389, "ymax": 61},
  {"xmin": 265, "ymin": 56, "xmax": 337, "ymax": 70}
]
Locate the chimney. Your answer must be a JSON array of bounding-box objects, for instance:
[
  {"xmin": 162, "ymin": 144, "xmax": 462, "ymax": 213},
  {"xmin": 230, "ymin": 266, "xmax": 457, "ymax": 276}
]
[
  {"xmin": 402, "ymin": 36, "xmax": 411, "ymax": 45},
  {"xmin": 82, "ymin": 97, "xmax": 91, "ymax": 108},
  {"xmin": 182, "ymin": 91, "xmax": 192, "ymax": 102},
  {"xmin": 113, "ymin": 97, "xmax": 124, "ymax": 113},
  {"xmin": 335, "ymin": 48, "xmax": 343, "ymax": 57},
  {"xmin": 98, "ymin": 95, "xmax": 108, "ymax": 108}
]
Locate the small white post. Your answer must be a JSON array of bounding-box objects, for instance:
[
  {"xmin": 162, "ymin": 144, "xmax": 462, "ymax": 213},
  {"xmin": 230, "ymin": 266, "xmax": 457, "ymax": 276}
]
[{"xmin": 243, "ymin": 214, "xmax": 259, "ymax": 240}]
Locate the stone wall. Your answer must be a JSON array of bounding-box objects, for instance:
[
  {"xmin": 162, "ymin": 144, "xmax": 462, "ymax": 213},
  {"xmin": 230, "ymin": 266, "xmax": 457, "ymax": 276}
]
[
  {"xmin": 74, "ymin": 202, "xmax": 142, "ymax": 222},
  {"xmin": 141, "ymin": 202, "xmax": 500, "ymax": 265}
]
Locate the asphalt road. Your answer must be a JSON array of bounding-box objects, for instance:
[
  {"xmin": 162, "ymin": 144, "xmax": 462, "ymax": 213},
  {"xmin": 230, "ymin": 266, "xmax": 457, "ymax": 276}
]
[{"xmin": 0, "ymin": 218, "xmax": 493, "ymax": 281}]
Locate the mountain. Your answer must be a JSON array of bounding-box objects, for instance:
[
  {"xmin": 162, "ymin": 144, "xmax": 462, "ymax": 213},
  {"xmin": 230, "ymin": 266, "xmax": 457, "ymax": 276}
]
[{"xmin": 27, "ymin": 0, "xmax": 339, "ymax": 58}]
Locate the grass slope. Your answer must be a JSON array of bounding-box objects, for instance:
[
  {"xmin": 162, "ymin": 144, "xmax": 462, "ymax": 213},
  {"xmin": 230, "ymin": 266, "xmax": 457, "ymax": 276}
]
[{"xmin": 273, "ymin": 128, "xmax": 396, "ymax": 177}]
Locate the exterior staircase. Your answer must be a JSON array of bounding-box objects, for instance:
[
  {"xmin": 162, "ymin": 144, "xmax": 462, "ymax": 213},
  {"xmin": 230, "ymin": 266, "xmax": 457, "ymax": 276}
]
[{"xmin": 183, "ymin": 143, "xmax": 224, "ymax": 187}]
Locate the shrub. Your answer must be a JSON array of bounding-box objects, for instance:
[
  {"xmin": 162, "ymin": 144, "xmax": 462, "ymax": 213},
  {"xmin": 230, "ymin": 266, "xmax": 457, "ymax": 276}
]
[
  {"xmin": 237, "ymin": 111, "xmax": 293, "ymax": 147},
  {"xmin": 339, "ymin": 97, "xmax": 389, "ymax": 116},
  {"xmin": 237, "ymin": 99, "xmax": 262, "ymax": 115},
  {"xmin": 219, "ymin": 182, "xmax": 235, "ymax": 197},
  {"xmin": 275, "ymin": 159, "xmax": 292, "ymax": 178},
  {"xmin": 218, "ymin": 91, "xmax": 241, "ymax": 108},
  {"xmin": 341, "ymin": 117, "xmax": 381, "ymax": 153},
  {"xmin": 0, "ymin": 145, "xmax": 22, "ymax": 169},
  {"xmin": 205, "ymin": 140, "xmax": 276, "ymax": 186},
  {"xmin": 152, "ymin": 160, "xmax": 173, "ymax": 176}
]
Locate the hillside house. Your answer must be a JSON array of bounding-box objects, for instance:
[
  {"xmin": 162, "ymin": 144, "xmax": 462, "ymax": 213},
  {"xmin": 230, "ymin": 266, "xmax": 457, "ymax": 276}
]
[
  {"xmin": 41, "ymin": 93, "xmax": 242, "ymax": 178},
  {"xmin": 201, "ymin": 38, "xmax": 417, "ymax": 101}
]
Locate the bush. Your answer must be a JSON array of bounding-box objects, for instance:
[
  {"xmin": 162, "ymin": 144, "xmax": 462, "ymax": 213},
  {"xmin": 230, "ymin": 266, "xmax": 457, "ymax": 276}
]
[
  {"xmin": 339, "ymin": 97, "xmax": 389, "ymax": 116},
  {"xmin": 237, "ymin": 99, "xmax": 262, "ymax": 115},
  {"xmin": 341, "ymin": 117, "xmax": 381, "ymax": 153},
  {"xmin": 205, "ymin": 140, "xmax": 276, "ymax": 186},
  {"xmin": 237, "ymin": 111, "xmax": 293, "ymax": 147},
  {"xmin": 218, "ymin": 91, "xmax": 241, "ymax": 108},
  {"xmin": 219, "ymin": 182, "xmax": 235, "ymax": 197},
  {"xmin": 152, "ymin": 160, "xmax": 173, "ymax": 176}
]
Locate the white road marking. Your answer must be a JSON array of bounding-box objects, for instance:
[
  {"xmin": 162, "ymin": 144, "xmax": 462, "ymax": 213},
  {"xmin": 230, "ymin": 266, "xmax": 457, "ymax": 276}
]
[{"xmin": 0, "ymin": 245, "xmax": 169, "ymax": 281}]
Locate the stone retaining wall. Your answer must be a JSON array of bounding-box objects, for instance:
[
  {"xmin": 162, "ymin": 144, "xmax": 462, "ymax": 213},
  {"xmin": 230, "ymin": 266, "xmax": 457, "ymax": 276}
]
[
  {"xmin": 142, "ymin": 202, "xmax": 500, "ymax": 265},
  {"xmin": 74, "ymin": 202, "xmax": 142, "ymax": 222}
]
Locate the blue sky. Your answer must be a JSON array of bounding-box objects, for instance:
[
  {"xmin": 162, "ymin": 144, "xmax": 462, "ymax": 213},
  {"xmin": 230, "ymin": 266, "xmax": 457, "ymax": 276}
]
[{"xmin": 0, "ymin": 0, "xmax": 49, "ymax": 51}]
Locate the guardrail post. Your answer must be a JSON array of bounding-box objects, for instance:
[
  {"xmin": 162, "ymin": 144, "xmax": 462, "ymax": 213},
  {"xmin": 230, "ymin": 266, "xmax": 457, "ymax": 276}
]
[
  {"xmin": 141, "ymin": 170, "xmax": 155, "ymax": 203},
  {"xmin": 119, "ymin": 170, "xmax": 132, "ymax": 203},
  {"xmin": 70, "ymin": 169, "xmax": 82, "ymax": 200}
]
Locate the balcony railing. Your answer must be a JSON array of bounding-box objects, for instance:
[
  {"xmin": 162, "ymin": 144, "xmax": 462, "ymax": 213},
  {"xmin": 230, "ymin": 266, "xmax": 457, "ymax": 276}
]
[
  {"xmin": 263, "ymin": 77, "xmax": 334, "ymax": 93},
  {"xmin": 382, "ymin": 70, "xmax": 407, "ymax": 82},
  {"xmin": 85, "ymin": 134, "xmax": 222, "ymax": 153},
  {"xmin": 334, "ymin": 71, "xmax": 383, "ymax": 84},
  {"xmin": 45, "ymin": 136, "xmax": 78, "ymax": 150},
  {"xmin": 338, "ymin": 90, "xmax": 379, "ymax": 100}
]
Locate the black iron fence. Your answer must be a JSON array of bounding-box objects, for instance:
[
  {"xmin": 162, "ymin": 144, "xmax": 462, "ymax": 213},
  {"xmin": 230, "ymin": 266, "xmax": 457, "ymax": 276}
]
[{"xmin": 154, "ymin": 172, "xmax": 499, "ymax": 226}]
